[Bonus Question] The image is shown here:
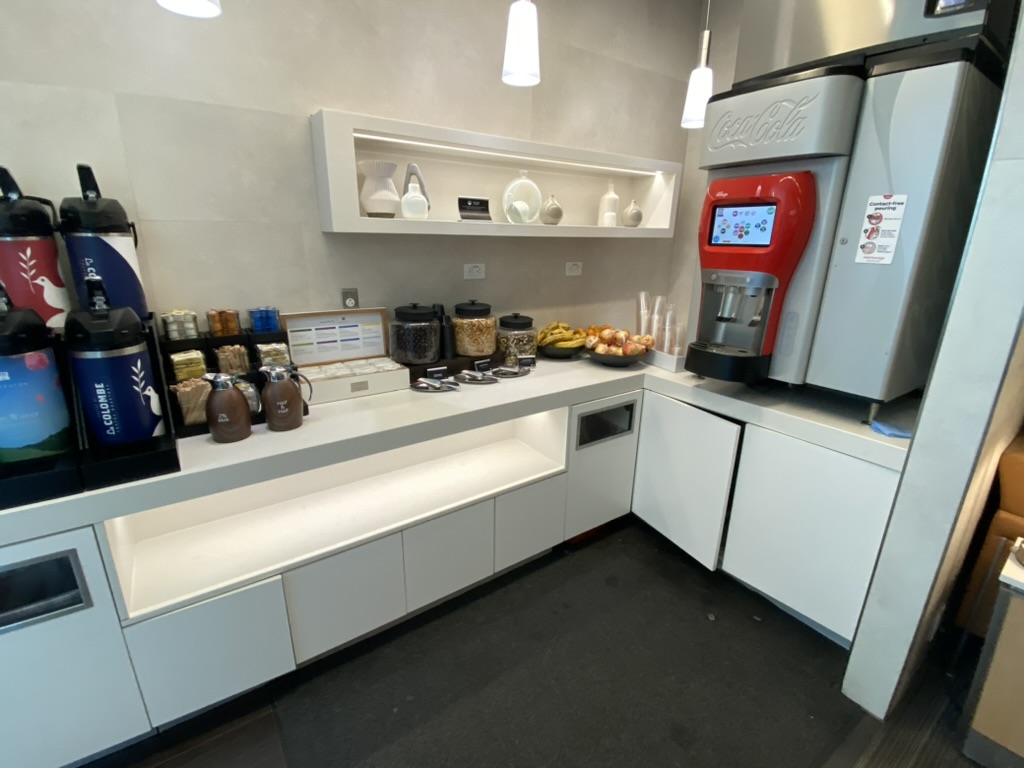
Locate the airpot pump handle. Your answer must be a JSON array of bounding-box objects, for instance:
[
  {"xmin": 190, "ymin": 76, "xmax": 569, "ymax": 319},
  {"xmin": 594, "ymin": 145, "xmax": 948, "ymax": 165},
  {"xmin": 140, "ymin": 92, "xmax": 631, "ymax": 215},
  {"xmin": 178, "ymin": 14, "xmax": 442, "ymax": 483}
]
[
  {"xmin": 0, "ymin": 166, "xmax": 22, "ymax": 201},
  {"xmin": 77, "ymin": 164, "xmax": 102, "ymax": 202}
]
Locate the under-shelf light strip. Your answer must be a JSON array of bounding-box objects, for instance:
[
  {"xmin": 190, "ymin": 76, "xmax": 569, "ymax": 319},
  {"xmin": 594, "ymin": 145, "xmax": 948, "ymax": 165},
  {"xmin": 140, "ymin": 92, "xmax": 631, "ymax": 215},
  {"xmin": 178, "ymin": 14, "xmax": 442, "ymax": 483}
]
[{"xmin": 352, "ymin": 132, "xmax": 663, "ymax": 177}]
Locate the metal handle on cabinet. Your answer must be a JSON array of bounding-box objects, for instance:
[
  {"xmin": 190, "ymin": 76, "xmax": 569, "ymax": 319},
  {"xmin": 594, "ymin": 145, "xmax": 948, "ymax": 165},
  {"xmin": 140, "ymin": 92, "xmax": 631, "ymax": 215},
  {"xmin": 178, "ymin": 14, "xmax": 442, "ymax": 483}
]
[{"xmin": 0, "ymin": 550, "xmax": 91, "ymax": 634}]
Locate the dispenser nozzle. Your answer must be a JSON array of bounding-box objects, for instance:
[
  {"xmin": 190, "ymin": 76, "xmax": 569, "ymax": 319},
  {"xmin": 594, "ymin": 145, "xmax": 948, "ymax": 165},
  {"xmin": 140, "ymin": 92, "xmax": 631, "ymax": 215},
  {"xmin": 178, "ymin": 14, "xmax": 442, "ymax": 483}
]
[{"xmin": 84, "ymin": 276, "xmax": 111, "ymax": 313}]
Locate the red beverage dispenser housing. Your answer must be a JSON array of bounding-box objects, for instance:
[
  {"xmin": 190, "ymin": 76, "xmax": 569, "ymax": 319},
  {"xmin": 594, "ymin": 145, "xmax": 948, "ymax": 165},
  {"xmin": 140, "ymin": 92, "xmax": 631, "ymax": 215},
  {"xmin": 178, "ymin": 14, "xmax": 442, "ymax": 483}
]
[{"xmin": 685, "ymin": 172, "xmax": 816, "ymax": 383}]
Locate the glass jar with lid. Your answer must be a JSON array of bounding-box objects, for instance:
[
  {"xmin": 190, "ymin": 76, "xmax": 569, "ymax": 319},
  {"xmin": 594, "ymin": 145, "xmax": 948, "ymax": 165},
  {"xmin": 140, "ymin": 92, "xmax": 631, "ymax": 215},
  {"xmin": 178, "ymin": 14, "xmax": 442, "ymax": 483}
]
[
  {"xmin": 497, "ymin": 312, "xmax": 537, "ymax": 366},
  {"xmin": 390, "ymin": 303, "xmax": 440, "ymax": 365},
  {"xmin": 453, "ymin": 299, "xmax": 496, "ymax": 357}
]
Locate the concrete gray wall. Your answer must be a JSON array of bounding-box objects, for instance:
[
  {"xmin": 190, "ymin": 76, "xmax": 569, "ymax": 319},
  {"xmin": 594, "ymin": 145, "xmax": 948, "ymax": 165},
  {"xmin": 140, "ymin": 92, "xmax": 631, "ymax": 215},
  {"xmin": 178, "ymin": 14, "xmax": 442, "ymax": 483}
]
[
  {"xmin": 845, "ymin": 9, "xmax": 1024, "ymax": 717},
  {"xmin": 0, "ymin": 0, "xmax": 702, "ymax": 329}
]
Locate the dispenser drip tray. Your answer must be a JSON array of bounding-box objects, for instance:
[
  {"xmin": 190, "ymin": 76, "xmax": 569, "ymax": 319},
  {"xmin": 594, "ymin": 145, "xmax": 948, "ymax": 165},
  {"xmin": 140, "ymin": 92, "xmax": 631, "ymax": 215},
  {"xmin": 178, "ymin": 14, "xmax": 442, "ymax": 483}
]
[{"xmin": 684, "ymin": 342, "xmax": 771, "ymax": 383}]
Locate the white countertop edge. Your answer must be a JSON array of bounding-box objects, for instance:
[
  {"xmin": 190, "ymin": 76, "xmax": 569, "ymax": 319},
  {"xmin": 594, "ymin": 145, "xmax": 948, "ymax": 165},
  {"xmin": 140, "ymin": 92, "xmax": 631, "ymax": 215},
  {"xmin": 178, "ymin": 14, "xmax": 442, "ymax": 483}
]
[{"xmin": 0, "ymin": 360, "xmax": 914, "ymax": 546}]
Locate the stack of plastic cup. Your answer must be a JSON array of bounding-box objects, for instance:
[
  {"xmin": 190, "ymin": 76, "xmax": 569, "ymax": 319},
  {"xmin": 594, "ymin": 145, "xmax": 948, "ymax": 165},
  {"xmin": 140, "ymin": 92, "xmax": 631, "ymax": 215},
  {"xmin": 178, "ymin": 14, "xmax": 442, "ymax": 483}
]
[
  {"xmin": 636, "ymin": 291, "xmax": 651, "ymax": 337},
  {"xmin": 672, "ymin": 323, "xmax": 687, "ymax": 355},
  {"xmin": 650, "ymin": 295, "xmax": 667, "ymax": 348},
  {"xmin": 658, "ymin": 303, "xmax": 676, "ymax": 352}
]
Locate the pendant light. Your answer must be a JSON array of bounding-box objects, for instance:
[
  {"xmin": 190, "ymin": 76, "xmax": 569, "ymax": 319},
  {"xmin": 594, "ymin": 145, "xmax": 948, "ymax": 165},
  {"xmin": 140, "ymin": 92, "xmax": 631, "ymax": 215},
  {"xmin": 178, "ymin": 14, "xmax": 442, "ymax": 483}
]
[
  {"xmin": 156, "ymin": 0, "xmax": 222, "ymax": 19},
  {"xmin": 681, "ymin": 2, "xmax": 713, "ymax": 129},
  {"xmin": 502, "ymin": 0, "xmax": 540, "ymax": 87}
]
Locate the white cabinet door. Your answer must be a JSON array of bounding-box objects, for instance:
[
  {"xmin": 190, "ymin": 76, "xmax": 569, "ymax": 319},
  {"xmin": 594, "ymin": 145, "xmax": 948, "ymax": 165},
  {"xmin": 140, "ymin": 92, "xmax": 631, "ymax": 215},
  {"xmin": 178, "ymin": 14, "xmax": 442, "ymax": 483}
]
[
  {"xmin": 403, "ymin": 500, "xmax": 495, "ymax": 612},
  {"xmin": 284, "ymin": 533, "xmax": 406, "ymax": 664},
  {"xmin": 124, "ymin": 578, "xmax": 295, "ymax": 725},
  {"xmin": 495, "ymin": 475, "xmax": 567, "ymax": 571},
  {"xmin": 632, "ymin": 392, "xmax": 741, "ymax": 570},
  {"xmin": 565, "ymin": 391, "xmax": 643, "ymax": 539},
  {"xmin": 722, "ymin": 425, "xmax": 900, "ymax": 642},
  {"xmin": 0, "ymin": 528, "xmax": 151, "ymax": 768}
]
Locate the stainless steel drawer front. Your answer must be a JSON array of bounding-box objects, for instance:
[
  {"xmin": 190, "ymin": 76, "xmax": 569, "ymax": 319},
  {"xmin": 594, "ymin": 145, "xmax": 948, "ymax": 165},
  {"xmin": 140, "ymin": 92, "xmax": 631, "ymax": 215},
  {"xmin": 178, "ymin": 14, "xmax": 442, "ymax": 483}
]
[{"xmin": 576, "ymin": 402, "xmax": 636, "ymax": 450}]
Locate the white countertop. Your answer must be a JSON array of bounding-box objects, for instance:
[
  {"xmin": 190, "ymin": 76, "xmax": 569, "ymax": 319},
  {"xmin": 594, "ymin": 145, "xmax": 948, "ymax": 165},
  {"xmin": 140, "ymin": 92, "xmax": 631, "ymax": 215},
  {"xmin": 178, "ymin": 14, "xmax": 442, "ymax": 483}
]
[{"xmin": 0, "ymin": 359, "xmax": 916, "ymax": 546}]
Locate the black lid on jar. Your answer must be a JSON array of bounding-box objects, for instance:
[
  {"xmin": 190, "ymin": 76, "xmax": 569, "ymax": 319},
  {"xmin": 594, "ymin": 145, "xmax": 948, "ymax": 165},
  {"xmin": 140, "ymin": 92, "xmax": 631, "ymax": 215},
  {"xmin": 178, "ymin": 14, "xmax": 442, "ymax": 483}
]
[
  {"xmin": 499, "ymin": 312, "xmax": 533, "ymax": 329},
  {"xmin": 0, "ymin": 281, "xmax": 51, "ymax": 356},
  {"xmin": 455, "ymin": 299, "xmax": 492, "ymax": 317},
  {"xmin": 59, "ymin": 165, "xmax": 133, "ymax": 235},
  {"xmin": 0, "ymin": 167, "xmax": 58, "ymax": 238},
  {"xmin": 394, "ymin": 302, "xmax": 437, "ymax": 322}
]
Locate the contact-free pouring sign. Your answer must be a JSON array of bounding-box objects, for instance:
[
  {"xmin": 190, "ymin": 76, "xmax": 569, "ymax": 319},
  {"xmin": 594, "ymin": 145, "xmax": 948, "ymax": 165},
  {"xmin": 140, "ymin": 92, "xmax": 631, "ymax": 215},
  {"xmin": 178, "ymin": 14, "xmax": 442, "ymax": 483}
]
[{"xmin": 855, "ymin": 194, "xmax": 908, "ymax": 265}]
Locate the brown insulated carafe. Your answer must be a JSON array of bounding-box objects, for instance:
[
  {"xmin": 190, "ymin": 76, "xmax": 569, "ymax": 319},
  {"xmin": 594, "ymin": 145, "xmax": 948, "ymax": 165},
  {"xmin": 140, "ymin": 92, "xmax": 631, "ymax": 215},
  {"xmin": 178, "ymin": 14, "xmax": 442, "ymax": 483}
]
[
  {"xmin": 260, "ymin": 365, "xmax": 306, "ymax": 432},
  {"xmin": 204, "ymin": 373, "xmax": 252, "ymax": 443}
]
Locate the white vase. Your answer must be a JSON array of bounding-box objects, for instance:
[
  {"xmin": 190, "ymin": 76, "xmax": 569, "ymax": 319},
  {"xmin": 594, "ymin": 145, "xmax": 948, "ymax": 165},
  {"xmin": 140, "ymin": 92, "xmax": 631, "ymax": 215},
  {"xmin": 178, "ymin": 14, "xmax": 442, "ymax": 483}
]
[
  {"xmin": 358, "ymin": 160, "xmax": 401, "ymax": 218},
  {"xmin": 401, "ymin": 179, "xmax": 429, "ymax": 220},
  {"xmin": 598, "ymin": 181, "xmax": 619, "ymax": 227}
]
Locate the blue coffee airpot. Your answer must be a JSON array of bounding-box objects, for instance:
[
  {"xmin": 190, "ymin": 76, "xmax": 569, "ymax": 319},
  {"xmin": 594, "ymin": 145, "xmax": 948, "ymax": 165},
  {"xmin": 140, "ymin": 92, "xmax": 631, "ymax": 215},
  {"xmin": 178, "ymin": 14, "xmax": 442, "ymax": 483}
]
[
  {"xmin": 60, "ymin": 165, "xmax": 148, "ymax": 320},
  {"xmin": 0, "ymin": 281, "xmax": 74, "ymax": 463},
  {"xmin": 64, "ymin": 276, "xmax": 165, "ymax": 447}
]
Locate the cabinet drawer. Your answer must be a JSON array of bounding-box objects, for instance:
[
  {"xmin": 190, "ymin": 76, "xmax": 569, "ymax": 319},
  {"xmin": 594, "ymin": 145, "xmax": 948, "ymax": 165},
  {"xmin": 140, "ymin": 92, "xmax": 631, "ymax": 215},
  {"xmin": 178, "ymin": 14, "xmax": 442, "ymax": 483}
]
[
  {"xmin": 284, "ymin": 534, "xmax": 406, "ymax": 664},
  {"xmin": 124, "ymin": 578, "xmax": 295, "ymax": 725},
  {"xmin": 566, "ymin": 392, "xmax": 643, "ymax": 539},
  {"xmin": 403, "ymin": 500, "xmax": 495, "ymax": 612},
  {"xmin": 495, "ymin": 475, "xmax": 567, "ymax": 571},
  {"xmin": 0, "ymin": 528, "xmax": 150, "ymax": 768}
]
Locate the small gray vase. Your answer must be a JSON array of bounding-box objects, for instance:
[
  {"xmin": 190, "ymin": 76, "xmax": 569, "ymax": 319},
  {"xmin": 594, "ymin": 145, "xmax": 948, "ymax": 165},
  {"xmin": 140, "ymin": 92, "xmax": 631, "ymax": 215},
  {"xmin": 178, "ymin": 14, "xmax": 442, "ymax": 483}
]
[
  {"xmin": 540, "ymin": 194, "xmax": 564, "ymax": 225},
  {"xmin": 623, "ymin": 199, "xmax": 643, "ymax": 228}
]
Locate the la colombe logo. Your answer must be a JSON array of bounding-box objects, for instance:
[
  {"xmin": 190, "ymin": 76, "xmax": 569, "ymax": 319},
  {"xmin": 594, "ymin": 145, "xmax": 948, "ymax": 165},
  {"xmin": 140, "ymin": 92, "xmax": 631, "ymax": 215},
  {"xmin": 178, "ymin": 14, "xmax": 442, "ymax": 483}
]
[{"xmin": 708, "ymin": 95, "xmax": 818, "ymax": 150}]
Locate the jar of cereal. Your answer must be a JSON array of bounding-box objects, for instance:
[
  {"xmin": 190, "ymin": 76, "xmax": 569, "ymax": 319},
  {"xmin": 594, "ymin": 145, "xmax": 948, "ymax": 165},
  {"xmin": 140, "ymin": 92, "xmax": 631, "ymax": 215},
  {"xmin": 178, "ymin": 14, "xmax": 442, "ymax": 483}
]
[
  {"xmin": 453, "ymin": 299, "xmax": 496, "ymax": 357},
  {"xmin": 496, "ymin": 312, "xmax": 537, "ymax": 366}
]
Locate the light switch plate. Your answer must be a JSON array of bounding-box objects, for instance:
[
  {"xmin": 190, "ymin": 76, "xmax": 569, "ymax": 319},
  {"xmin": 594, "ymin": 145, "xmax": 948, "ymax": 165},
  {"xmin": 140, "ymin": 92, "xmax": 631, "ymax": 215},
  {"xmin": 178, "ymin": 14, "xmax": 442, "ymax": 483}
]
[
  {"xmin": 565, "ymin": 261, "xmax": 583, "ymax": 277},
  {"xmin": 464, "ymin": 263, "xmax": 486, "ymax": 280}
]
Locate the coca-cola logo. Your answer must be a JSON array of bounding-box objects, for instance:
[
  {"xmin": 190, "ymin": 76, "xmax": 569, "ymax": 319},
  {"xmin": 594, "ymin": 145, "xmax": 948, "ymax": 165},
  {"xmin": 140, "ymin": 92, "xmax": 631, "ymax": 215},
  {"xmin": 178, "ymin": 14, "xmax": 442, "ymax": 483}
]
[{"xmin": 708, "ymin": 95, "xmax": 817, "ymax": 150}]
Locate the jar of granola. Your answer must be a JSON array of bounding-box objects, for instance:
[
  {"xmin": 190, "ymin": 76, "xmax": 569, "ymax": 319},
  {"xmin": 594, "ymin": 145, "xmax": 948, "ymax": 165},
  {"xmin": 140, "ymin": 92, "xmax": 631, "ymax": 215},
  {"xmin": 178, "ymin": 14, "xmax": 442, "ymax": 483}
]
[{"xmin": 453, "ymin": 300, "xmax": 496, "ymax": 357}]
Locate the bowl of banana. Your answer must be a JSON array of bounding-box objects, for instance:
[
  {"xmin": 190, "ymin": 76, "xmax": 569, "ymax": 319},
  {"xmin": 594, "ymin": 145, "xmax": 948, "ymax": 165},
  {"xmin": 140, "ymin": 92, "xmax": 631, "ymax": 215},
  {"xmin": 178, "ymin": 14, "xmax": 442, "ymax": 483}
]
[{"xmin": 537, "ymin": 322, "xmax": 587, "ymax": 359}]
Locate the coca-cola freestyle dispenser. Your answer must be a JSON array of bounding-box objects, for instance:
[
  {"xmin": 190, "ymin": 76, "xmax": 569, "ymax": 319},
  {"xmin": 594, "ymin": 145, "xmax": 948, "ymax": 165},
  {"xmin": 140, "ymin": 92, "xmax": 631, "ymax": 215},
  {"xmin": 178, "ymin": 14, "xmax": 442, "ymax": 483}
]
[
  {"xmin": 685, "ymin": 72, "xmax": 864, "ymax": 384},
  {"xmin": 687, "ymin": 45, "xmax": 1001, "ymax": 411}
]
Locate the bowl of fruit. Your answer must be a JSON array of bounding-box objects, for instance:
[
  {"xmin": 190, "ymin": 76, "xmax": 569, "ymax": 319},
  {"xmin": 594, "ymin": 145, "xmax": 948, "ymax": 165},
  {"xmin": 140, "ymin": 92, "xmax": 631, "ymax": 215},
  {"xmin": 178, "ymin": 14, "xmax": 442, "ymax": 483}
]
[
  {"xmin": 538, "ymin": 322, "xmax": 588, "ymax": 358},
  {"xmin": 585, "ymin": 327, "xmax": 655, "ymax": 367}
]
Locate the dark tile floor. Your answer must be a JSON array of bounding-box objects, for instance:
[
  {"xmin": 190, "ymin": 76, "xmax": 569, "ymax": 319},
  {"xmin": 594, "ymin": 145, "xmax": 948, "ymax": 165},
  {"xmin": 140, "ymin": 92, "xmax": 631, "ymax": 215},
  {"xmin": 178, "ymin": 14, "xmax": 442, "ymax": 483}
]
[{"xmin": 88, "ymin": 518, "xmax": 980, "ymax": 768}]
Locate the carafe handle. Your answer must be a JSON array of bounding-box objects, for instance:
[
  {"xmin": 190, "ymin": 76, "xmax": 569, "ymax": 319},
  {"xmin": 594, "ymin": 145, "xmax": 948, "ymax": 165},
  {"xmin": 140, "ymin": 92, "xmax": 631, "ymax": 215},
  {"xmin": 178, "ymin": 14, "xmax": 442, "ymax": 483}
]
[{"xmin": 293, "ymin": 371, "xmax": 313, "ymax": 404}]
